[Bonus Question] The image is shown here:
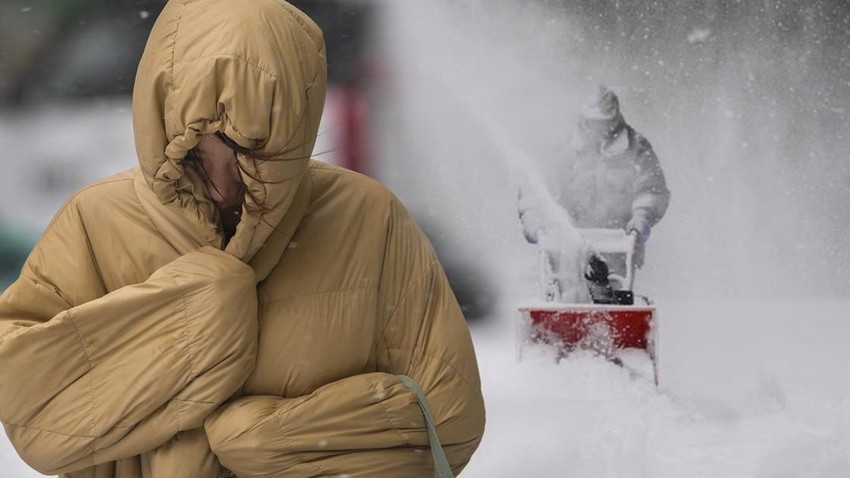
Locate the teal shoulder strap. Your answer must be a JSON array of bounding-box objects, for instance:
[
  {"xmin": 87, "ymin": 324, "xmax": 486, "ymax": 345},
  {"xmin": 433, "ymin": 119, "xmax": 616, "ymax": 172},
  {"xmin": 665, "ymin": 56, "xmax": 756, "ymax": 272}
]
[{"xmin": 398, "ymin": 375, "xmax": 454, "ymax": 478}]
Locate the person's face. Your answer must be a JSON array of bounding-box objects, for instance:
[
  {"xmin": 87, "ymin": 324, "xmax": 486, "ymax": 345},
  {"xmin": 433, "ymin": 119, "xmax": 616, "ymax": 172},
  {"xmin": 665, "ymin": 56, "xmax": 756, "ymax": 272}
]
[
  {"xmin": 196, "ymin": 134, "xmax": 244, "ymax": 209},
  {"xmin": 581, "ymin": 117, "xmax": 619, "ymax": 141}
]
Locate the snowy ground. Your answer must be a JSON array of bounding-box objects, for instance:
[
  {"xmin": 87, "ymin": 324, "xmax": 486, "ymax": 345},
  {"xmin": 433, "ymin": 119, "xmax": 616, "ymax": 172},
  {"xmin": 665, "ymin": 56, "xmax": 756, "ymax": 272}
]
[
  {"xmin": 461, "ymin": 299, "xmax": 850, "ymax": 478},
  {"xmin": 3, "ymin": 299, "xmax": 849, "ymax": 477}
]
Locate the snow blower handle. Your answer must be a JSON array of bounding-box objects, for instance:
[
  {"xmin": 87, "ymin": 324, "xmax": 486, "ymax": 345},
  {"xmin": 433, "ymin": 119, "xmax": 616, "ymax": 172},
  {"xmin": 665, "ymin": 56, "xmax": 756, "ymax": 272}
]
[
  {"xmin": 624, "ymin": 230, "xmax": 638, "ymax": 292},
  {"xmin": 577, "ymin": 228, "xmax": 639, "ymax": 292}
]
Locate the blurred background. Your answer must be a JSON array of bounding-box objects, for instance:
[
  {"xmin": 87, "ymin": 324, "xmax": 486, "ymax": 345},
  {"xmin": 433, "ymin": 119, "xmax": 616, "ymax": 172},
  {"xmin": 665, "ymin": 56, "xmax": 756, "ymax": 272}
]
[{"xmin": 1, "ymin": 0, "xmax": 849, "ymax": 310}]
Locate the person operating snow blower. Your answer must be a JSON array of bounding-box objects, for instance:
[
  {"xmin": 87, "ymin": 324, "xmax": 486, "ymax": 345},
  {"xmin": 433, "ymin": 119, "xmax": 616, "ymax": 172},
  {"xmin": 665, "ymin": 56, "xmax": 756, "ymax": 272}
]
[{"xmin": 519, "ymin": 86, "xmax": 670, "ymax": 303}]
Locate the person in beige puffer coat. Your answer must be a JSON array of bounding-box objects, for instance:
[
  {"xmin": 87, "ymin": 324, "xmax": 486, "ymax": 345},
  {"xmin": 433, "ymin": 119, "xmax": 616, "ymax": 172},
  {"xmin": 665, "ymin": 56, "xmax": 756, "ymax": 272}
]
[{"xmin": 0, "ymin": 1, "xmax": 486, "ymax": 477}]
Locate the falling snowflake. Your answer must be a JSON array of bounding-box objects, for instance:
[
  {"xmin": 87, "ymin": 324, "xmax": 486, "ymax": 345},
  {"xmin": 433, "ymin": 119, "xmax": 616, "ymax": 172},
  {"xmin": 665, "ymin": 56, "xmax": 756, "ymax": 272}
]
[{"xmin": 687, "ymin": 28, "xmax": 712, "ymax": 44}]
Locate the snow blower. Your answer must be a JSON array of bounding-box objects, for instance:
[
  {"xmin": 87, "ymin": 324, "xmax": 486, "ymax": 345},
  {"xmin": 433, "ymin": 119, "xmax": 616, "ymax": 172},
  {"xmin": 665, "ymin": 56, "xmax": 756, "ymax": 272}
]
[{"xmin": 518, "ymin": 229, "xmax": 657, "ymax": 383}]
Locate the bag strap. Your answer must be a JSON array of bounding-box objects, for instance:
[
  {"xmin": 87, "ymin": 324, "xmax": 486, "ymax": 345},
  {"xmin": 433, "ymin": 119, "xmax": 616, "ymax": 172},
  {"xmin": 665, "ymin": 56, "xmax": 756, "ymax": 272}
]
[{"xmin": 397, "ymin": 375, "xmax": 454, "ymax": 478}]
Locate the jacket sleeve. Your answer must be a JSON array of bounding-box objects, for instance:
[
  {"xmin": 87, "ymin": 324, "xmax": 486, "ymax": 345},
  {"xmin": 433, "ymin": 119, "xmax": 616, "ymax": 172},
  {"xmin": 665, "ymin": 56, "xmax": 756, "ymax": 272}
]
[
  {"xmin": 0, "ymin": 201, "xmax": 258, "ymax": 476},
  {"xmin": 630, "ymin": 136, "xmax": 671, "ymax": 225},
  {"xmin": 378, "ymin": 254, "xmax": 487, "ymax": 474},
  {"xmin": 204, "ymin": 198, "xmax": 485, "ymax": 477}
]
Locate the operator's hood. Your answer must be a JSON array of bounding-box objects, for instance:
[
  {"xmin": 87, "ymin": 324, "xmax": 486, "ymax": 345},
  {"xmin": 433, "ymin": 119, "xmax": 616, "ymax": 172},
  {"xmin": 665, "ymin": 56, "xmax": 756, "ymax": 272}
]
[{"xmin": 133, "ymin": 0, "xmax": 326, "ymax": 262}]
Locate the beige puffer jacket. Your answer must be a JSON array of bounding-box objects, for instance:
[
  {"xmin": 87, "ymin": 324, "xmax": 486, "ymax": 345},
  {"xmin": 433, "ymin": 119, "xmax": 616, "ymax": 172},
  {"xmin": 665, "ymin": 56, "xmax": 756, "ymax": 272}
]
[{"xmin": 0, "ymin": 1, "xmax": 486, "ymax": 476}]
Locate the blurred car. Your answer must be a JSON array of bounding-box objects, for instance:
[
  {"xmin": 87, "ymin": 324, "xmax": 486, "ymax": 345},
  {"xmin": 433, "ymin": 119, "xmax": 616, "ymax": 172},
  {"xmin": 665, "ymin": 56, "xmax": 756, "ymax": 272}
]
[
  {"xmin": 0, "ymin": 0, "xmax": 166, "ymax": 233},
  {"xmin": 0, "ymin": 0, "xmax": 165, "ymax": 292}
]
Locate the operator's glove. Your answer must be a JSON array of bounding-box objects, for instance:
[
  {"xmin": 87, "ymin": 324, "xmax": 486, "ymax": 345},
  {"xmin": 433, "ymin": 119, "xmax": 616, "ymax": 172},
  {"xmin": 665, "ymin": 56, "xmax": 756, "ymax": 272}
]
[
  {"xmin": 584, "ymin": 253, "xmax": 615, "ymax": 304},
  {"xmin": 626, "ymin": 211, "xmax": 652, "ymax": 244},
  {"xmin": 584, "ymin": 254, "xmax": 609, "ymax": 284}
]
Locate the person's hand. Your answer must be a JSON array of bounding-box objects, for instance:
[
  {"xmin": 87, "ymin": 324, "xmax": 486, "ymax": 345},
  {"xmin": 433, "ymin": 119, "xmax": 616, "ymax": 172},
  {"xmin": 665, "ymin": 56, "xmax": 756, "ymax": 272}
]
[
  {"xmin": 626, "ymin": 212, "xmax": 652, "ymax": 244},
  {"xmin": 584, "ymin": 253, "xmax": 609, "ymax": 284}
]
